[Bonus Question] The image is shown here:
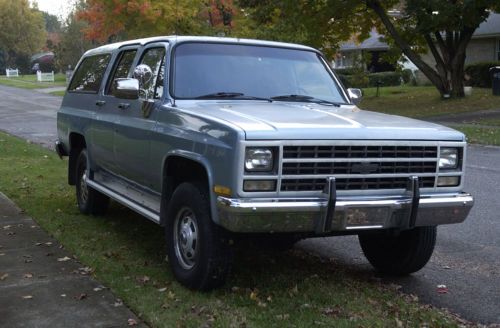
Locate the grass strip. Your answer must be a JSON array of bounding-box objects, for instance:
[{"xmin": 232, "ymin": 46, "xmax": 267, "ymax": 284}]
[
  {"xmin": 0, "ymin": 74, "xmax": 67, "ymax": 89},
  {"xmin": 0, "ymin": 132, "xmax": 465, "ymax": 327},
  {"xmin": 360, "ymin": 86, "xmax": 499, "ymax": 118},
  {"xmin": 450, "ymin": 125, "xmax": 500, "ymax": 146}
]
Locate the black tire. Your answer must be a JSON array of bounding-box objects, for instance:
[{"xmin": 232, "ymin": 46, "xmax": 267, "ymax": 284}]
[
  {"xmin": 75, "ymin": 149, "xmax": 110, "ymax": 216},
  {"xmin": 165, "ymin": 182, "xmax": 232, "ymax": 291},
  {"xmin": 358, "ymin": 226, "xmax": 437, "ymax": 275}
]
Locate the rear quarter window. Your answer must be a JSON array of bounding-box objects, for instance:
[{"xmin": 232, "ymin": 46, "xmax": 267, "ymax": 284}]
[{"xmin": 69, "ymin": 54, "xmax": 112, "ymax": 93}]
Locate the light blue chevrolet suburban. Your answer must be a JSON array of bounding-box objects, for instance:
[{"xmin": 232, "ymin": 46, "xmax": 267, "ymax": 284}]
[{"xmin": 56, "ymin": 36, "xmax": 473, "ymax": 290}]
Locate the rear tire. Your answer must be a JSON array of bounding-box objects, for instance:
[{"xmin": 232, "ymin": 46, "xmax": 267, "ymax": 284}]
[
  {"xmin": 75, "ymin": 149, "xmax": 109, "ymax": 216},
  {"xmin": 358, "ymin": 226, "xmax": 437, "ymax": 275},
  {"xmin": 165, "ymin": 182, "xmax": 232, "ymax": 290}
]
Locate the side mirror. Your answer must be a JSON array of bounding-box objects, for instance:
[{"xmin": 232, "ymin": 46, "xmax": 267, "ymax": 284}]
[
  {"xmin": 113, "ymin": 78, "xmax": 139, "ymax": 100},
  {"xmin": 347, "ymin": 88, "xmax": 363, "ymax": 105}
]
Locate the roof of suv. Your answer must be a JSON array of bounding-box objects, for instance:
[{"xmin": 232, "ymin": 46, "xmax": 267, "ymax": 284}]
[{"xmin": 84, "ymin": 35, "xmax": 317, "ymax": 56}]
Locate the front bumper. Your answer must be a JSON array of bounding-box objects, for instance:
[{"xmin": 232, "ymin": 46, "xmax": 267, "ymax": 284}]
[{"xmin": 216, "ymin": 190, "xmax": 474, "ymax": 233}]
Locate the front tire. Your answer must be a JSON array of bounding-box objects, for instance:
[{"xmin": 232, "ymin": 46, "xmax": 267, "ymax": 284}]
[
  {"xmin": 358, "ymin": 226, "xmax": 437, "ymax": 275},
  {"xmin": 75, "ymin": 149, "xmax": 109, "ymax": 215},
  {"xmin": 166, "ymin": 182, "xmax": 232, "ymax": 290}
]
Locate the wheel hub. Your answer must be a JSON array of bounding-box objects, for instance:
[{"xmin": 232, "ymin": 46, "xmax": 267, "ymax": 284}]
[{"xmin": 173, "ymin": 208, "xmax": 198, "ymax": 270}]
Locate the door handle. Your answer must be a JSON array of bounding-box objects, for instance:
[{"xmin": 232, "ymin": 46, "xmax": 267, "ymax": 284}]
[
  {"xmin": 118, "ymin": 103, "xmax": 130, "ymax": 110},
  {"xmin": 95, "ymin": 100, "xmax": 106, "ymax": 107}
]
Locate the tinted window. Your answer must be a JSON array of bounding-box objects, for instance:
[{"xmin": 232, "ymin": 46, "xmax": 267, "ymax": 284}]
[
  {"xmin": 173, "ymin": 43, "xmax": 346, "ymax": 103},
  {"xmin": 69, "ymin": 54, "xmax": 111, "ymax": 93},
  {"xmin": 138, "ymin": 48, "xmax": 165, "ymax": 99},
  {"xmin": 106, "ymin": 50, "xmax": 137, "ymax": 95}
]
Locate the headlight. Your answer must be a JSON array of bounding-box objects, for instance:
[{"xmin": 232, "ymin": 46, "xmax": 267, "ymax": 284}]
[
  {"xmin": 245, "ymin": 148, "xmax": 274, "ymax": 172},
  {"xmin": 439, "ymin": 147, "xmax": 459, "ymax": 169}
]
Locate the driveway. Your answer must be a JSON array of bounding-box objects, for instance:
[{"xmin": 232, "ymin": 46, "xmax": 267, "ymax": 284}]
[{"xmin": 0, "ymin": 85, "xmax": 499, "ymax": 325}]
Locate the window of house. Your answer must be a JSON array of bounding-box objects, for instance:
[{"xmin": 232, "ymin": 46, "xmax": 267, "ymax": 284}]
[
  {"xmin": 69, "ymin": 54, "xmax": 111, "ymax": 93},
  {"xmin": 106, "ymin": 49, "xmax": 137, "ymax": 95},
  {"xmin": 497, "ymin": 39, "xmax": 500, "ymax": 61}
]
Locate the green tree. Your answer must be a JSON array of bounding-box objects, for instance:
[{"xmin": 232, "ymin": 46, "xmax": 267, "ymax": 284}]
[
  {"xmin": 240, "ymin": 0, "xmax": 500, "ymax": 98},
  {"xmin": 0, "ymin": 0, "xmax": 47, "ymax": 71},
  {"xmin": 54, "ymin": 3, "xmax": 96, "ymax": 71}
]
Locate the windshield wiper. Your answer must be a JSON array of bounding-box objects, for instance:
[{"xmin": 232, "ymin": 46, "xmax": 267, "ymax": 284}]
[
  {"xmin": 195, "ymin": 92, "xmax": 272, "ymax": 102},
  {"xmin": 271, "ymin": 94, "xmax": 344, "ymax": 107}
]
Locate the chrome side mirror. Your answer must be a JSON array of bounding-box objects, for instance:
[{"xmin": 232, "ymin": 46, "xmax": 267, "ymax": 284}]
[
  {"xmin": 133, "ymin": 64, "xmax": 153, "ymax": 89},
  {"xmin": 113, "ymin": 78, "xmax": 139, "ymax": 100},
  {"xmin": 347, "ymin": 88, "xmax": 363, "ymax": 105}
]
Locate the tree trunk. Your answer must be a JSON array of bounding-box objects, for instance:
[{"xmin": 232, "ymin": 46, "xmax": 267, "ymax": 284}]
[{"xmin": 366, "ymin": 0, "xmax": 476, "ymax": 99}]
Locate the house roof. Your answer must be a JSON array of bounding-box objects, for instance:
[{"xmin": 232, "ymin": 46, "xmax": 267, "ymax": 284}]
[
  {"xmin": 473, "ymin": 12, "xmax": 500, "ymax": 38},
  {"xmin": 339, "ymin": 30, "xmax": 389, "ymax": 52}
]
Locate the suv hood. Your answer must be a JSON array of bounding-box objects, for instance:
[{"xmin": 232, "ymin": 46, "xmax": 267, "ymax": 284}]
[{"xmin": 182, "ymin": 101, "xmax": 464, "ymax": 141}]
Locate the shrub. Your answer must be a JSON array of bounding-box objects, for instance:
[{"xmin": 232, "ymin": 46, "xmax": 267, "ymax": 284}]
[
  {"xmin": 334, "ymin": 67, "xmax": 359, "ymax": 76},
  {"xmin": 367, "ymin": 71, "xmax": 402, "ymax": 87},
  {"xmin": 336, "ymin": 70, "xmax": 403, "ymax": 88},
  {"xmin": 465, "ymin": 61, "xmax": 500, "ymax": 88}
]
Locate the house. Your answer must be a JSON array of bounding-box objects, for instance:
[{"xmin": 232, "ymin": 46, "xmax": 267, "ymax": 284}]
[
  {"xmin": 333, "ymin": 12, "xmax": 500, "ymax": 70},
  {"xmin": 465, "ymin": 12, "xmax": 500, "ymax": 64}
]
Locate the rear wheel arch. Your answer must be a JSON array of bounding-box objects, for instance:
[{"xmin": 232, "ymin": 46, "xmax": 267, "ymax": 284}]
[{"xmin": 68, "ymin": 133, "xmax": 87, "ymax": 185}]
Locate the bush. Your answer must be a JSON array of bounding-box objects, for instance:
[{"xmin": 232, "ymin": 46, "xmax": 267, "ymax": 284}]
[
  {"xmin": 367, "ymin": 72, "xmax": 402, "ymax": 87},
  {"xmin": 465, "ymin": 61, "xmax": 500, "ymax": 88},
  {"xmin": 336, "ymin": 70, "xmax": 403, "ymax": 88},
  {"xmin": 334, "ymin": 67, "xmax": 359, "ymax": 76}
]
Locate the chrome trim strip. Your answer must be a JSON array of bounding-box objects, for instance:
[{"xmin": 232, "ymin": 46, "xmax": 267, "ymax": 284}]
[
  {"xmin": 85, "ymin": 178, "xmax": 160, "ymax": 223},
  {"xmin": 345, "ymin": 225, "xmax": 383, "ymax": 230}
]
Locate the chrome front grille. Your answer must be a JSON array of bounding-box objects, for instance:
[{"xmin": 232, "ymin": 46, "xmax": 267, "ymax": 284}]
[
  {"xmin": 282, "ymin": 161, "xmax": 437, "ymax": 175},
  {"xmin": 280, "ymin": 144, "xmax": 439, "ymax": 192},
  {"xmin": 281, "ymin": 177, "xmax": 436, "ymax": 192},
  {"xmin": 283, "ymin": 145, "xmax": 438, "ymax": 159}
]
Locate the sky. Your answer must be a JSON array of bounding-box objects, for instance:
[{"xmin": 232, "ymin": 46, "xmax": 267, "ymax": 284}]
[{"xmin": 32, "ymin": 0, "xmax": 74, "ymax": 19}]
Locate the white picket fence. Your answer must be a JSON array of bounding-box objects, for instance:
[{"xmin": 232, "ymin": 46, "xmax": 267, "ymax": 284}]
[
  {"xmin": 36, "ymin": 70, "xmax": 54, "ymax": 82},
  {"xmin": 5, "ymin": 69, "xmax": 19, "ymax": 77}
]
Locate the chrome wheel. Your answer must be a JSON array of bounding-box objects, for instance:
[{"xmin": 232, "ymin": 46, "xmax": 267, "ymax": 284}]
[{"xmin": 173, "ymin": 207, "xmax": 198, "ymax": 270}]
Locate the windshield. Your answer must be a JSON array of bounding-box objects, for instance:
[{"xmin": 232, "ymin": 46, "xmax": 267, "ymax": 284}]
[{"xmin": 173, "ymin": 43, "xmax": 347, "ymax": 103}]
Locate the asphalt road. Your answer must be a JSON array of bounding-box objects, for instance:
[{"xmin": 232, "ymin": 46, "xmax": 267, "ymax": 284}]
[{"xmin": 0, "ymin": 85, "xmax": 498, "ymax": 324}]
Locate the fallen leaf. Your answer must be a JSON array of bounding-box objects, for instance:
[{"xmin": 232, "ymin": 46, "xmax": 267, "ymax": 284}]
[
  {"xmin": 22, "ymin": 295, "xmax": 33, "ymax": 300},
  {"xmin": 136, "ymin": 275, "xmax": 150, "ymax": 285},
  {"xmin": 0, "ymin": 253, "xmax": 5, "ymax": 256},
  {"xmin": 128, "ymin": 318, "xmax": 138, "ymax": 326},
  {"xmin": 158, "ymin": 287, "xmax": 167, "ymax": 292},
  {"xmin": 75, "ymin": 293, "xmax": 87, "ymax": 300},
  {"xmin": 0, "ymin": 273, "xmax": 8, "ymax": 280},
  {"xmin": 45, "ymin": 242, "xmax": 53, "ymax": 246},
  {"xmin": 61, "ymin": 294, "xmax": 66, "ymax": 297},
  {"xmin": 437, "ymin": 284, "xmax": 448, "ymax": 294},
  {"xmin": 93, "ymin": 287, "xmax": 103, "ymax": 292},
  {"xmin": 395, "ymin": 318, "xmax": 404, "ymax": 328},
  {"xmin": 114, "ymin": 299, "xmax": 123, "ymax": 307},
  {"xmin": 249, "ymin": 291, "xmax": 258, "ymax": 301},
  {"xmin": 24, "ymin": 273, "xmax": 33, "ymax": 279},
  {"xmin": 57, "ymin": 256, "xmax": 71, "ymax": 262},
  {"xmin": 3, "ymin": 225, "xmax": 11, "ymax": 230},
  {"xmin": 167, "ymin": 291, "xmax": 176, "ymax": 300}
]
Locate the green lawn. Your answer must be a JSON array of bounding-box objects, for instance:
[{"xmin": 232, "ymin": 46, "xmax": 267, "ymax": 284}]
[
  {"xmin": 451, "ymin": 125, "xmax": 500, "ymax": 145},
  {"xmin": 359, "ymin": 86, "xmax": 498, "ymax": 118},
  {"xmin": 0, "ymin": 73, "xmax": 67, "ymax": 89},
  {"xmin": 0, "ymin": 131, "xmax": 465, "ymax": 327},
  {"xmin": 49, "ymin": 90, "xmax": 66, "ymax": 97}
]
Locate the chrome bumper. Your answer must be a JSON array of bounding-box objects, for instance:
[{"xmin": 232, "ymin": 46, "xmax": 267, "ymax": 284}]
[{"xmin": 216, "ymin": 192, "xmax": 474, "ymax": 233}]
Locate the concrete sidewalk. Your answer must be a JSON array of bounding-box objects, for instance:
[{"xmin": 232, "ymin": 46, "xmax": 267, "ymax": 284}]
[{"xmin": 0, "ymin": 193, "xmax": 145, "ymax": 327}]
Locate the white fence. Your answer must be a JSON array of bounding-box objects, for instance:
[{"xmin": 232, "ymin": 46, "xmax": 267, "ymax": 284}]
[
  {"xmin": 5, "ymin": 69, "xmax": 19, "ymax": 77},
  {"xmin": 36, "ymin": 70, "xmax": 54, "ymax": 82}
]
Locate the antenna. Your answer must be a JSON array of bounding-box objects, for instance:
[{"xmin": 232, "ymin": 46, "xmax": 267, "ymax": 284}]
[{"xmin": 175, "ymin": 0, "xmax": 179, "ymax": 36}]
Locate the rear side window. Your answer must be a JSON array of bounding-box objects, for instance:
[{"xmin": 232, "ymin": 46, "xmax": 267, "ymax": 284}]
[
  {"xmin": 69, "ymin": 54, "xmax": 111, "ymax": 93},
  {"xmin": 106, "ymin": 50, "xmax": 137, "ymax": 95}
]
